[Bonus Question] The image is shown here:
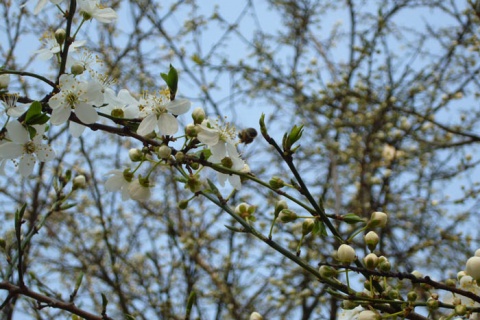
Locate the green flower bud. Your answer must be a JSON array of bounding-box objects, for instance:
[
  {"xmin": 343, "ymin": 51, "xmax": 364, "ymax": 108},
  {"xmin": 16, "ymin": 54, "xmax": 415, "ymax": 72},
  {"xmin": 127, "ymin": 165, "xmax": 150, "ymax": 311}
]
[
  {"xmin": 274, "ymin": 200, "xmax": 288, "ymax": 217},
  {"xmin": 427, "ymin": 297, "xmax": 439, "ymax": 310},
  {"xmin": 0, "ymin": 74, "xmax": 10, "ymax": 89},
  {"xmin": 302, "ymin": 218, "xmax": 315, "ymax": 236},
  {"xmin": 364, "ymin": 231, "xmax": 379, "ymax": 251},
  {"xmin": 341, "ymin": 300, "xmax": 358, "ymax": 310},
  {"xmin": 72, "ymin": 175, "xmax": 86, "ymax": 190},
  {"xmin": 269, "ymin": 176, "xmax": 285, "ymax": 189},
  {"xmin": 70, "ymin": 63, "xmax": 85, "ymax": 75},
  {"xmin": 129, "ymin": 148, "xmax": 143, "ymax": 162},
  {"xmin": 318, "ymin": 265, "xmax": 338, "ymax": 278},
  {"xmin": 54, "ymin": 28, "xmax": 66, "ymax": 45},
  {"xmin": 192, "ymin": 107, "xmax": 206, "ymax": 124},
  {"xmin": 337, "ymin": 244, "xmax": 356, "ymax": 264},
  {"xmin": 175, "ymin": 151, "xmax": 185, "ymax": 163},
  {"xmin": 278, "ymin": 209, "xmax": 298, "ymax": 223},
  {"xmin": 157, "ymin": 145, "xmax": 172, "ymax": 159},
  {"xmin": 178, "ymin": 199, "xmax": 189, "ymax": 210},
  {"xmin": 221, "ymin": 157, "xmax": 233, "ymax": 168},
  {"xmin": 455, "ymin": 304, "xmax": 467, "ymax": 316},
  {"xmin": 378, "ymin": 259, "xmax": 391, "ymax": 272},
  {"xmin": 364, "ymin": 253, "xmax": 378, "ymax": 270},
  {"xmin": 407, "ymin": 291, "xmax": 417, "ymax": 302},
  {"xmin": 185, "ymin": 124, "xmax": 200, "ymax": 137},
  {"xmin": 367, "ymin": 211, "xmax": 388, "ymax": 228}
]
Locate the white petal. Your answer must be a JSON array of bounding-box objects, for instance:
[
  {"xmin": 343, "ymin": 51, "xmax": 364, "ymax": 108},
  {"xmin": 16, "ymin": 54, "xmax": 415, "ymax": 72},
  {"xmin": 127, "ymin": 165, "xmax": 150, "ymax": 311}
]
[
  {"xmin": 105, "ymin": 174, "xmax": 125, "ymax": 191},
  {"xmin": 228, "ymin": 175, "xmax": 242, "ymax": 190},
  {"xmin": 19, "ymin": 154, "xmax": 36, "ymax": 177},
  {"xmin": 216, "ymin": 172, "xmax": 227, "ymax": 187},
  {"xmin": 166, "ymin": 99, "xmax": 191, "ymax": 115},
  {"xmin": 75, "ymin": 103, "xmax": 98, "ymax": 124},
  {"xmin": 157, "ymin": 113, "xmax": 178, "ymax": 135},
  {"xmin": 50, "ymin": 106, "xmax": 71, "ymax": 125},
  {"xmin": 69, "ymin": 121, "xmax": 87, "ymax": 138},
  {"xmin": 210, "ymin": 143, "xmax": 226, "ymax": 163},
  {"xmin": 197, "ymin": 127, "xmax": 219, "ymax": 146},
  {"xmin": 35, "ymin": 143, "xmax": 55, "ymax": 162},
  {"xmin": 93, "ymin": 7, "xmax": 118, "ymax": 23},
  {"xmin": 6, "ymin": 121, "xmax": 29, "ymax": 144},
  {"xmin": 0, "ymin": 142, "xmax": 24, "ymax": 159},
  {"xmin": 137, "ymin": 114, "xmax": 157, "ymax": 136}
]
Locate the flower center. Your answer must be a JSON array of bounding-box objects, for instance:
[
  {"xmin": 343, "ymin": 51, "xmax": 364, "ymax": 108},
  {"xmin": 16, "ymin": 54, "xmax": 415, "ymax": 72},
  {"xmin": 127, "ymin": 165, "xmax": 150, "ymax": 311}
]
[
  {"xmin": 65, "ymin": 92, "xmax": 79, "ymax": 108},
  {"xmin": 24, "ymin": 141, "xmax": 36, "ymax": 154}
]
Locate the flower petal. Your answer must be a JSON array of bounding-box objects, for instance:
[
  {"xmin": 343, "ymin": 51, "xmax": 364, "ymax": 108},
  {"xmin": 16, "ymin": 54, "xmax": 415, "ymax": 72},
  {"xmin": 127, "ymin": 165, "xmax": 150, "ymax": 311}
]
[
  {"xmin": 19, "ymin": 154, "xmax": 36, "ymax": 177},
  {"xmin": 0, "ymin": 142, "xmax": 24, "ymax": 159},
  {"xmin": 137, "ymin": 114, "xmax": 157, "ymax": 136},
  {"xmin": 35, "ymin": 143, "xmax": 56, "ymax": 162},
  {"xmin": 50, "ymin": 106, "xmax": 71, "ymax": 125},
  {"xmin": 166, "ymin": 99, "xmax": 191, "ymax": 115},
  {"xmin": 157, "ymin": 113, "xmax": 178, "ymax": 135},
  {"xmin": 6, "ymin": 120, "xmax": 29, "ymax": 144}
]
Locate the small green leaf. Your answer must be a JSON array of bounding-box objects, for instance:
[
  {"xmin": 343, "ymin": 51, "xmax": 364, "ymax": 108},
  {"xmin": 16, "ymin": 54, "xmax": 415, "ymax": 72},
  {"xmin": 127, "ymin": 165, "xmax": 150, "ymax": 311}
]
[
  {"xmin": 160, "ymin": 64, "xmax": 178, "ymax": 100},
  {"xmin": 101, "ymin": 293, "xmax": 108, "ymax": 311},
  {"xmin": 343, "ymin": 213, "xmax": 366, "ymax": 224},
  {"xmin": 312, "ymin": 220, "xmax": 327, "ymax": 236},
  {"xmin": 124, "ymin": 314, "xmax": 136, "ymax": 320},
  {"xmin": 185, "ymin": 290, "xmax": 196, "ymax": 319},
  {"xmin": 25, "ymin": 101, "xmax": 42, "ymax": 123}
]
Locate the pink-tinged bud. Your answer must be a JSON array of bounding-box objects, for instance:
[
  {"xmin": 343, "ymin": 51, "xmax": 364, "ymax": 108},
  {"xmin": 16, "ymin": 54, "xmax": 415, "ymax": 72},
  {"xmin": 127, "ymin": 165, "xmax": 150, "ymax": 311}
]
[{"xmin": 337, "ymin": 244, "xmax": 356, "ymax": 264}]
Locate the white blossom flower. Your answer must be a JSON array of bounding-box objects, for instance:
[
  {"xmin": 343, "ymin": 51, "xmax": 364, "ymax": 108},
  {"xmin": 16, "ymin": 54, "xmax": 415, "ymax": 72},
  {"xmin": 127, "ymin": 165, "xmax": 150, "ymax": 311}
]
[
  {"xmin": 0, "ymin": 121, "xmax": 55, "ymax": 176},
  {"xmin": 137, "ymin": 92, "xmax": 191, "ymax": 136},
  {"xmin": 22, "ymin": 0, "xmax": 63, "ymax": 15},
  {"xmin": 35, "ymin": 35, "xmax": 85, "ymax": 61},
  {"xmin": 338, "ymin": 305, "xmax": 364, "ymax": 320},
  {"xmin": 49, "ymin": 74, "xmax": 103, "ymax": 125},
  {"xmin": 78, "ymin": 0, "xmax": 118, "ymax": 23},
  {"xmin": 1, "ymin": 94, "xmax": 28, "ymax": 118},
  {"xmin": 197, "ymin": 118, "xmax": 240, "ymax": 163},
  {"xmin": 105, "ymin": 169, "xmax": 132, "ymax": 201},
  {"xmin": 127, "ymin": 177, "xmax": 151, "ymax": 201},
  {"xmin": 216, "ymin": 156, "xmax": 246, "ymax": 189},
  {"xmin": 102, "ymin": 88, "xmax": 140, "ymax": 119}
]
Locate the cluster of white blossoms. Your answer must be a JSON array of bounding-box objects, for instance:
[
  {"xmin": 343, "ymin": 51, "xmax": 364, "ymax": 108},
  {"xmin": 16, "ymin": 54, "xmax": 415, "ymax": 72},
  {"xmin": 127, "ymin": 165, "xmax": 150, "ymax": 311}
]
[{"xmin": 0, "ymin": 0, "xmax": 249, "ymax": 196}]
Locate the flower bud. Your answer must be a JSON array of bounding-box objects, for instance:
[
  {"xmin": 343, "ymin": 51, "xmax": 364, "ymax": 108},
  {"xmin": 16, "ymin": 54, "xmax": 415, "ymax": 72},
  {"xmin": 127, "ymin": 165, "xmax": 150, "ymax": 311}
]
[
  {"xmin": 129, "ymin": 148, "xmax": 143, "ymax": 162},
  {"xmin": 411, "ymin": 270, "xmax": 423, "ymax": 279},
  {"xmin": 475, "ymin": 248, "xmax": 480, "ymax": 257},
  {"xmin": 278, "ymin": 209, "xmax": 298, "ymax": 223},
  {"xmin": 274, "ymin": 200, "xmax": 288, "ymax": 217},
  {"xmin": 72, "ymin": 175, "xmax": 86, "ymax": 190},
  {"xmin": 378, "ymin": 259, "xmax": 391, "ymax": 272},
  {"xmin": 157, "ymin": 145, "xmax": 172, "ymax": 159},
  {"xmin": 364, "ymin": 231, "xmax": 379, "ymax": 251},
  {"xmin": 235, "ymin": 203, "xmax": 256, "ymax": 219},
  {"xmin": 128, "ymin": 177, "xmax": 151, "ymax": 201},
  {"xmin": 337, "ymin": 244, "xmax": 356, "ymax": 264},
  {"xmin": 192, "ymin": 107, "xmax": 206, "ymax": 124},
  {"xmin": 70, "ymin": 63, "xmax": 85, "ymax": 75},
  {"xmin": 54, "ymin": 28, "xmax": 66, "ymax": 45},
  {"xmin": 185, "ymin": 124, "xmax": 200, "ymax": 137},
  {"xmin": 269, "ymin": 176, "xmax": 285, "ymax": 189},
  {"xmin": 427, "ymin": 297, "xmax": 439, "ymax": 310},
  {"xmin": 186, "ymin": 175, "xmax": 202, "ymax": 193},
  {"xmin": 318, "ymin": 265, "xmax": 338, "ymax": 278},
  {"xmin": 367, "ymin": 211, "xmax": 388, "ymax": 228},
  {"xmin": 466, "ymin": 256, "xmax": 480, "ymax": 282},
  {"xmin": 341, "ymin": 300, "xmax": 358, "ymax": 310},
  {"xmin": 358, "ymin": 310, "xmax": 380, "ymax": 320},
  {"xmin": 178, "ymin": 199, "xmax": 189, "ymax": 210},
  {"xmin": 364, "ymin": 253, "xmax": 378, "ymax": 270},
  {"xmin": 407, "ymin": 291, "xmax": 417, "ymax": 302},
  {"xmin": 175, "ymin": 151, "xmax": 185, "ymax": 163},
  {"xmin": 302, "ymin": 218, "xmax": 315, "ymax": 236},
  {"xmin": 455, "ymin": 304, "xmax": 467, "ymax": 316},
  {"xmin": 0, "ymin": 74, "xmax": 10, "ymax": 89}
]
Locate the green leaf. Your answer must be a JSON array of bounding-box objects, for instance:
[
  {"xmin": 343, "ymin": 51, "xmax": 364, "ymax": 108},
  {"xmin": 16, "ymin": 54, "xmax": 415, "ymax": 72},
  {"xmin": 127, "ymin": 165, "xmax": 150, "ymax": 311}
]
[
  {"xmin": 343, "ymin": 213, "xmax": 366, "ymax": 224},
  {"xmin": 25, "ymin": 102, "xmax": 50, "ymax": 125},
  {"xmin": 185, "ymin": 290, "xmax": 196, "ymax": 319},
  {"xmin": 15, "ymin": 204, "xmax": 27, "ymax": 239},
  {"xmin": 124, "ymin": 314, "xmax": 136, "ymax": 320},
  {"xmin": 101, "ymin": 293, "xmax": 108, "ymax": 311},
  {"xmin": 160, "ymin": 64, "xmax": 178, "ymax": 100},
  {"xmin": 312, "ymin": 219, "xmax": 327, "ymax": 236}
]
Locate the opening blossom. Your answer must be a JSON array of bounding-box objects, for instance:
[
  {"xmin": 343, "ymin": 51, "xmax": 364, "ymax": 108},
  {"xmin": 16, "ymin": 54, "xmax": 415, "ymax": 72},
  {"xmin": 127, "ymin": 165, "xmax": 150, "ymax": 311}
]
[
  {"xmin": 49, "ymin": 74, "xmax": 103, "ymax": 126},
  {"xmin": 0, "ymin": 121, "xmax": 55, "ymax": 177},
  {"xmin": 136, "ymin": 91, "xmax": 191, "ymax": 136},
  {"xmin": 77, "ymin": 0, "xmax": 118, "ymax": 23}
]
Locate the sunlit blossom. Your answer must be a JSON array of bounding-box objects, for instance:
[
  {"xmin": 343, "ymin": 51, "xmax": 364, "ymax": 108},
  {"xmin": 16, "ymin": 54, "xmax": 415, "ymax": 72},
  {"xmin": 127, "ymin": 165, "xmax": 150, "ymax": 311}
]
[
  {"xmin": 78, "ymin": 0, "xmax": 118, "ymax": 23},
  {"xmin": 0, "ymin": 121, "xmax": 55, "ymax": 176},
  {"xmin": 49, "ymin": 74, "xmax": 103, "ymax": 125}
]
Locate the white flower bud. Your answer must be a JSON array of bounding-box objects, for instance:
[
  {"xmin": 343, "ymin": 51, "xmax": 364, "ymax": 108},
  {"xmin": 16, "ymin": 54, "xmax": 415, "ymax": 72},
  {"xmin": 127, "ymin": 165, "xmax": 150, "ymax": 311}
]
[
  {"xmin": 192, "ymin": 107, "xmax": 206, "ymax": 124},
  {"xmin": 157, "ymin": 145, "xmax": 172, "ymax": 159},
  {"xmin": 129, "ymin": 148, "xmax": 143, "ymax": 162},
  {"xmin": 72, "ymin": 175, "xmax": 86, "ymax": 190},
  {"xmin": 364, "ymin": 253, "xmax": 378, "ymax": 270},
  {"xmin": 71, "ymin": 63, "xmax": 85, "ymax": 75},
  {"xmin": 302, "ymin": 218, "xmax": 315, "ymax": 236},
  {"xmin": 0, "ymin": 74, "xmax": 10, "ymax": 89},
  {"xmin": 411, "ymin": 270, "xmax": 423, "ymax": 279},
  {"xmin": 249, "ymin": 312, "xmax": 263, "ymax": 320},
  {"xmin": 278, "ymin": 209, "xmax": 297, "ymax": 223},
  {"xmin": 54, "ymin": 28, "xmax": 66, "ymax": 45},
  {"xmin": 367, "ymin": 211, "xmax": 388, "ymax": 228},
  {"xmin": 337, "ymin": 244, "xmax": 356, "ymax": 264},
  {"xmin": 466, "ymin": 256, "xmax": 480, "ymax": 282},
  {"xmin": 364, "ymin": 231, "xmax": 379, "ymax": 251},
  {"xmin": 475, "ymin": 248, "xmax": 480, "ymax": 257},
  {"xmin": 274, "ymin": 200, "xmax": 288, "ymax": 217}
]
